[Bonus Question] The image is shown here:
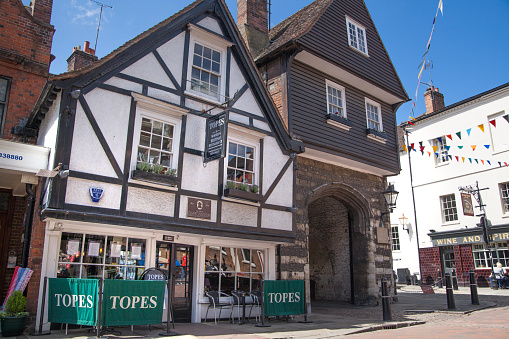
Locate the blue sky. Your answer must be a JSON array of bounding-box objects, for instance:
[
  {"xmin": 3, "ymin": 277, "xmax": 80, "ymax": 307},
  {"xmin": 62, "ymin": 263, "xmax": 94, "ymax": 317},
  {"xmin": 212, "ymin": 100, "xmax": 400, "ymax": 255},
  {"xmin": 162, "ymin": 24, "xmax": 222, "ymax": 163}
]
[{"xmin": 44, "ymin": 0, "xmax": 509, "ymax": 124}]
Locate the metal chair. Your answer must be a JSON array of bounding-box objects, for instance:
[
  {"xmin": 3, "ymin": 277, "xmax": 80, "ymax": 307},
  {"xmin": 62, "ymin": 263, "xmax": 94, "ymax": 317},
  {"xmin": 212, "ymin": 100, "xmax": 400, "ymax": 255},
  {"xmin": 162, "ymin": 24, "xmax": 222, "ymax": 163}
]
[
  {"xmin": 204, "ymin": 291, "xmax": 232, "ymax": 325},
  {"xmin": 230, "ymin": 291, "xmax": 246, "ymax": 323},
  {"xmin": 248, "ymin": 290, "xmax": 262, "ymax": 322}
]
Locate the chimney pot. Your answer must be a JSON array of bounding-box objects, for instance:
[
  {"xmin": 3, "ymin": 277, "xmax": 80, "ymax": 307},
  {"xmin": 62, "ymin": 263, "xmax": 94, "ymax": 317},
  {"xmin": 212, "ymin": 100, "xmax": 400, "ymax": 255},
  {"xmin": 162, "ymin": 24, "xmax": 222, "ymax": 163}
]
[
  {"xmin": 424, "ymin": 86, "xmax": 445, "ymax": 114},
  {"xmin": 67, "ymin": 41, "xmax": 98, "ymax": 72}
]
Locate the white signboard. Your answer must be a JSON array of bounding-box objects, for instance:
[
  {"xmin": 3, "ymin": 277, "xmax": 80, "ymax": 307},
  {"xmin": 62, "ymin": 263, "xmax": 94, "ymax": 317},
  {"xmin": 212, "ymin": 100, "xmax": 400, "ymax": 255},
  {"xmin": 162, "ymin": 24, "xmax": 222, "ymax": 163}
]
[{"xmin": 88, "ymin": 241, "xmax": 100, "ymax": 257}]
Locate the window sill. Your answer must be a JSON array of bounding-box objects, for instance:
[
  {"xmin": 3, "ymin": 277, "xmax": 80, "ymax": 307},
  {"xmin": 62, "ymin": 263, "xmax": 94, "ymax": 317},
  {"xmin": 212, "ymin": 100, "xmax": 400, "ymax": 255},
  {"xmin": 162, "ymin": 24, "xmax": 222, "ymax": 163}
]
[
  {"xmin": 441, "ymin": 221, "xmax": 460, "ymax": 227},
  {"xmin": 131, "ymin": 170, "xmax": 179, "ymax": 187},
  {"xmin": 348, "ymin": 45, "xmax": 369, "ymax": 58},
  {"xmin": 326, "ymin": 114, "xmax": 352, "ymax": 131},
  {"xmin": 366, "ymin": 128, "xmax": 387, "ymax": 144},
  {"xmin": 184, "ymin": 90, "xmax": 222, "ymax": 106},
  {"xmin": 223, "ymin": 188, "xmax": 262, "ymax": 203},
  {"xmin": 435, "ymin": 161, "xmax": 450, "ymax": 168}
]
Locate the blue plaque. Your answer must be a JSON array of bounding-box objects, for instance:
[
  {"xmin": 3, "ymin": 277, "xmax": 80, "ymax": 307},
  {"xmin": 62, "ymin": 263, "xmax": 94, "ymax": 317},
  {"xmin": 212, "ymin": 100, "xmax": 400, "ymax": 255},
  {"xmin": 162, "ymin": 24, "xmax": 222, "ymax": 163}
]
[{"xmin": 89, "ymin": 187, "xmax": 104, "ymax": 202}]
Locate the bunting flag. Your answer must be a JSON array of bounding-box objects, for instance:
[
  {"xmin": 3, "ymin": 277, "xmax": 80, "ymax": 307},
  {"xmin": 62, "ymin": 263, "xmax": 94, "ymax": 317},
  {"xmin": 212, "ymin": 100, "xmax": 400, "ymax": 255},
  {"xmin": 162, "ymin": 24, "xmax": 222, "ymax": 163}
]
[
  {"xmin": 445, "ymin": 146, "xmax": 451, "ymax": 151},
  {"xmin": 504, "ymin": 115, "xmax": 509, "ymax": 123},
  {"xmin": 475, "ymin": 159, "xmax": 478, "ymax": 164},
  {"xmin": 481, "ymin": 160, "xmax": 484, "ymax": 165},
  {"xmin": 410, "ymin": 143, "xmax": 415, "ymax": 151},
  {"xmin": 437, "ymin": 136, "xmax": 443, "ymax": 144},
  {"xmin": 403, "ymin": 144, "xmax": 408, "ymax": 152},
  {"xmin": 447, "ymin": 134, "xmax": 453, "ymax": 140},
  {"xmin": 432, "ymin": 145, "xmax": 438, "ymax": 153},
  {"xmin": 490, "ymin": 119, "xmax": 496, "ymax": 127},
  {"xmin": 455, "ymin": 156, "xmax": 459, "ymax": 162},
  {"xmin": 499, "ymin": 162, "xmax": 502, "ymax": 167},
  {"xmin": 458, "ymin": 146, "xmax": 463, "ymax": 149},
  {"xmin": 471, "ymin": 145, "xmax": 477, "ymax": 151},
  {"xmin": 462, "ymin": 157, "xmax": 465, "ymax": 163},
  {"xmin": 456, "ymin": 131, "xmax": 462, "ymax": 139},
  {"xmin": 467, "ymin": 128, "xmax": 472, "ymax": 136},
  {"xmin": 484, "ymin": 145, "xmax": 490, "ymax": 149},
  {"xmin": 434, "ymin": 152, "xmax": 439, "ymax": 157},
  {"xmin": 478, "ymin": 124, "xmax": 485, "ymax": 132},
  {"xmin": 468, "ymin": 158, "xmax": 472, "ymax": 163},
  {"xmin": 487, "ymin": 160, "xmax": 491, "ymax": 165}
]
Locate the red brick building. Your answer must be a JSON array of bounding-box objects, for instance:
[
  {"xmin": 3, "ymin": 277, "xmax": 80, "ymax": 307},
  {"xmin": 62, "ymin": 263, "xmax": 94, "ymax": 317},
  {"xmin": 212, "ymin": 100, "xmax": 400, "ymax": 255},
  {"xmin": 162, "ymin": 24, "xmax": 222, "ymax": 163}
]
[{"xmin": 0, "ymin": 0, "xmax": 54, "ymax": 318}]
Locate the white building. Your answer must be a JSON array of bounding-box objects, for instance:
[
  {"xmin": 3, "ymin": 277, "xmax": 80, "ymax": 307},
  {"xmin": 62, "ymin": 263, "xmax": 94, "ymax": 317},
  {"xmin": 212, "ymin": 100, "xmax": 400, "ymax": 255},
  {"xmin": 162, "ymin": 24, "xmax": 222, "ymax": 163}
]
[{"xmin": 391, "ymin": 83, "xmax": 509, "ymax": 287}]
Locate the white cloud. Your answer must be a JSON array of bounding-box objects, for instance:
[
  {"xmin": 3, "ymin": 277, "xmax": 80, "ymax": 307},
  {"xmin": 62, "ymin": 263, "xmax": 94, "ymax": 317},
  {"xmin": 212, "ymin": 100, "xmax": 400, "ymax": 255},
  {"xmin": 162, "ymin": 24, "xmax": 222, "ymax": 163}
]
[{"xmin": 69, "ymin": 0, "xmax": 109, "ymax": 26}]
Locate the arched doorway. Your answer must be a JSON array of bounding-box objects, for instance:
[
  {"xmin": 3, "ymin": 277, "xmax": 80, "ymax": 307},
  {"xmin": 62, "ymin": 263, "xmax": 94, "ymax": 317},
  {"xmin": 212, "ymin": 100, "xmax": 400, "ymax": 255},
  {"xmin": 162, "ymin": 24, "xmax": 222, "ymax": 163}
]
[{"xmin": 309, "ymin": 196, "xmax": 352, "ymax": 302}]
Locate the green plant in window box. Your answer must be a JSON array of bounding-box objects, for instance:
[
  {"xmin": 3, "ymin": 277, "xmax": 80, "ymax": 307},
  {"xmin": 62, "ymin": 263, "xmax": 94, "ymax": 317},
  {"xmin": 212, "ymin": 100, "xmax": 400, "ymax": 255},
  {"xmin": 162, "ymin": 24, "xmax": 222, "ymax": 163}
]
[
  {"xmin": 136, "ymin": 162, "xmax": 151, "ymax": 172},
  {"xmin": 0, "ymin": 291, "xmax": 29, "ymax": 337},
  {"xmin": 237, "ymin": 183, "xmax": 249, "ymax": 192},
  {"xmin": 151, "ymin": 164, "xmax": 164, "ymax": 174},
  {"xmin": 165, "ymin": 168, "xmax": 177, "ymax": 177},
  {"xmin": 225, "ymin": 181, "xmax": 236, "ymax": 190},
  {"xmin": 250, "ymin": 185, "xmax": 259, "ymax": 194}
]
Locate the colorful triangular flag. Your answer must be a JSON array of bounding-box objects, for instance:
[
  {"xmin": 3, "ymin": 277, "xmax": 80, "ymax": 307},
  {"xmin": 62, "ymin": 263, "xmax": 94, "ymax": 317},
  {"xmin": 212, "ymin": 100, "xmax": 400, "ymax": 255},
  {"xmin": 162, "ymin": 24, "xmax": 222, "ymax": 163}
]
[
  {"xmin": 447, "ymin": 134, "xmax": 452, "ymax": 140},
  {"xmin": 504, "ymin": 115, "xmax": 509, "ymax": 123},
  {"xmin": 490, "ymin": 119, "xmax": 496, "ymax": 128},
  {"xmin": 403, "ymin": 144, "xmax": 408, "ymax": 152},
  {"xmin": 437, "ymin": 137, "xmax": 443, "ymax": 144},
  {"xmin": 487, "ymin": 160, "xmax": 491, "ymax": 165},
  {"xmin": 471, "ymin": 145, "xmax": 477, "ymax": 151},
  {"xmin": 462, "ymin": 157, "xmax": 465, "ymax": 163},
  {"xmin": 432, "ymin": 146, "xmax": 438, "ymax": 153},
  {"xmin": 458, "ymin": 146, "xmax": 463, "ymax": 149},
  {"xmin": 456, "ymin": 132, "xmax": 461, "ymax": 139},
  {"xmin": 467, "ymin": 128, "xmax": 472, "ymax": 136},
  {"xmin": 468, "ymin": 158, "xmax": 472, "ymax": 163},
  {"xmin": 484, "ymin": 145, "xmax": 490, "ymax": 150},
  {"xmin": 475, "ymin": 159, "xmax": 478, "ymax": 164},
  {"xmin": 481, "ymin": 160, "xmax": 484, "ymax": 165},
  {"xmin": 455, "ymin": 156, "xmax": 459, "ymax": 162},
  {"xmin": 445, "ymin": 146, "xmax": 451, "ymax": 151},
  {"xmin": 427, "ymin": 151, "xmax": 431, "ymax": 157},
  {"xmin": 478, "ymin": 124, "xmax": 484, "ymax": 133}
]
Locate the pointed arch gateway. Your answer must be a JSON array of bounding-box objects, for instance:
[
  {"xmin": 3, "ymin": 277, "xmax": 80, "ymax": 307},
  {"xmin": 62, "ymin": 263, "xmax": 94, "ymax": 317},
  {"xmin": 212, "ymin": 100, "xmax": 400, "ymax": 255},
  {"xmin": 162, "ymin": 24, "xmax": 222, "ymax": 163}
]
[{"xmin": 306, "ymin": 182, "xmax": 375, "ymax": 305}]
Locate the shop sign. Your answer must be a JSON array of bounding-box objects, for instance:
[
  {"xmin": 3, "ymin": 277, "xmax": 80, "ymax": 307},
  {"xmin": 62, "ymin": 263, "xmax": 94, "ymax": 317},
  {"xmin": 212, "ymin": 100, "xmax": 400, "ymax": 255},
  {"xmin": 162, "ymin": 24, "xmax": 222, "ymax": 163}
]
[
  {"xmin": 163, "ymin": 235, "xmax": 174, "ymax": 242},
  {"xmin": 101, "ymin": 280, "xmax": 165, "ymax": 326},
  {"xmin": 48, "ymin": 278, "xmax": 98, "ymax": 326},
  {"xmin": 461, "ymin": 193, "xmax": 475, "ymax": 216},
  {"xmin": 204, "ymin": 113, "xmax": 227, "ymax": 163},
  {"xmin": 0, "ymin": 139, "xmax": 50, "ymax": 173},
  {"xmin": 143, "ymin": 268, "xmax": 167, "ymax": 281},
  {"xmin": 432, "ymin": 231, "xmax": 509, "ymax": 246},
  {"xmin": 187, "ymin": 197, "xmax": 211, "ymax": 219},
  {"xmin": 264, "ymin": 280, "xmax": 305, "ymax": 317}
]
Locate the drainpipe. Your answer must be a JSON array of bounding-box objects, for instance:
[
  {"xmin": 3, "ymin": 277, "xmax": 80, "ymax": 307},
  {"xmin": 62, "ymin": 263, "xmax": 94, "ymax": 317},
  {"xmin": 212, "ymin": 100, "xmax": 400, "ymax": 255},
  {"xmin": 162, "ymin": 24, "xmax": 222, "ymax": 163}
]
[{"xmin": 21, "ymin": 184, "xmax": 36, "ymax": 268}]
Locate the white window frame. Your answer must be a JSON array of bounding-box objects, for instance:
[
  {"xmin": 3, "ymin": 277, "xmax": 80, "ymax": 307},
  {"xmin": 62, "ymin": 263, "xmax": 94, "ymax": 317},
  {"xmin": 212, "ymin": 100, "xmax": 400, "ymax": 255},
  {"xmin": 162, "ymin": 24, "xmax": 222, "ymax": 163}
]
[
  {"xmin": 365, "ymin": 97, "xmax": 383, "ymax": 132},
  {"xmin": 326, "ymin": 79, "xmax": 347, "ymax": 119},
  {"xmin": 186, "ymin": 24, "xmax": 232, "ymax": 104},
  {"xmin": 391, "ymin": 225, "xmax": 400, "ymax": 251},
  {"xmin": 345, "ymin": 17, "xmax": 368, "ymax": 56},
  {"xmin": 440, "ymin": 194, "xmax": 459, "ymax": 224},
  {"xmin": 130, "ymin": 94, "xmax": 186, "ymax": 181},
  {"xmin": 500, "ymin": 182, "xmax": 509, "ymax": 215},
  {"xmin": 473, "ymin": 242, "xmax": 509, "ymax": 268},
  {"xmin": 433, "ymin": 136, "xmax": 449, "ymax": 166},
  {"xmin": 225, "ymin": 135, "xmax": 259, "ymax": 190},
  {"xmin": 0, "ymin": 76, "xmax": 11, "ymax": 138}
]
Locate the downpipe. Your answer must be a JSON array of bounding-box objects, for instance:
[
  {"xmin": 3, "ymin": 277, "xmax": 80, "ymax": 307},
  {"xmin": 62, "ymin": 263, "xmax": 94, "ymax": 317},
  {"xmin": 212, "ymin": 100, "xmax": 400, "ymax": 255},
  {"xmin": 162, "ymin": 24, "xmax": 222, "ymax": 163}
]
[{"xmin": 21, "ymin": 183, "xmax": 36, "ymax": 268}]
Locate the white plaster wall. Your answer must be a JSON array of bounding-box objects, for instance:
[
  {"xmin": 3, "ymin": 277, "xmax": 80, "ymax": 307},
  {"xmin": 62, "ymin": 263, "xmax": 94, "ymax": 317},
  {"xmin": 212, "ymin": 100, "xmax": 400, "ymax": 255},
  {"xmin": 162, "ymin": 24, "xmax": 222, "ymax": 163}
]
[
  {"xmin": 264, "ymin": 163, "xmax": 293, "ymax": 207},
  {"xmin": 65, "ymin": 178, "xmax": 121, "ymax": 209},
  {"xmin": 69, "ymin": 103, "xmax": 117, "ymax": 177},
  {"xmin": 121, "ymin": 53, "xmax": 175, "ymax": 89},
  {"xmin": 229, "ymin": 112, "xmax": 250, "ymax": 125},
  {"xmin": 147, "ymin": 88, "xmax": 181, "ymax": 106},
  {"xmin": 262, "ymin": 137, "xmax": 289, "ymax": 196},
  {"xmin": 184, "ymin": 114, "xmax": 206, "ymax": 150},
  {"xmin": 197, "ymin": 17, "xmax": 224, "ymax": 35},
  {"xmin": 229, "ymin": 57, "xmax": 245, "ymax": 99},
  {"xmin": 179, "ymin": 195, "xmax": 217, "ymax": 222},
  {"xmin": 180, "ymin": 153, "xmax": 219, "ymax": 195},
  {"xmin": 156, "ymin": 31, "xmax": 185, "ymax": 86},
  {"xmin": 261, "ymin": 209, "xmax": 292, "ymax": 231},
  {"xmin": 232, "ymin": 88, "xmax": 264, "ymax": 117},
  {"xmin": 104, "ymin": 77, "xmax": 143, "ymax": 93},
  {"xmin": 84, "ymin": 88, "xmax": 131, "ymax": 170},
  {"xmin": 252, "ymin": 120, "xmax": 270, "ymax": 132},
  {"xmin": 221, "ymin": 201, "xmax": 258, "ymax": 227},
  {"xmin": 185, "ymin": 98, "xmax": 216, "ymax": 113},
  {"xmin": 126, "ymin": 187, "xmax": 175, "ymax": 217},
  {"xmin": 37, "ymin": 91, "xmax": 61, "ymax": 170}
]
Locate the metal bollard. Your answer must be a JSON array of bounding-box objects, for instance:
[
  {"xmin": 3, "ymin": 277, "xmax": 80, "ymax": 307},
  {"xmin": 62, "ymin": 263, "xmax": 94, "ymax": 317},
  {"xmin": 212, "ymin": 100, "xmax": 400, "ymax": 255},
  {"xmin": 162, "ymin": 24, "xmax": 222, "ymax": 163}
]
[
  {"xmin": 381, "ymin": 278, "xmax": 392, "ymax": 321},
  {"xmin": 469, "ymin": 270, "xmax": 480, "ymax": 305},
  {"xmin": 445, "ymin": 273, "xmax": 456, "ymax": 310},
  {"xmin": 436, "ymin": 269, "xmax": 442, "ymax": 288},
  {"xmin": 452, "ymin": 269, "xmax": 459, "ymax": 290}
]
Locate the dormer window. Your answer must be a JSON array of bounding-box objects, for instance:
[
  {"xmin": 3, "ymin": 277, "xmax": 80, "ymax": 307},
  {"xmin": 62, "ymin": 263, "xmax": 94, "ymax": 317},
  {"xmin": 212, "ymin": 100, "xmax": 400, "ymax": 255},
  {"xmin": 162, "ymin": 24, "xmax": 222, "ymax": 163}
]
[
  {"xmin": 190, "ymin": 43, "xmax": 221, "ymax": 99},
  {"xmin": 346, "ymin": 17, "xmax": 368, "ymax": 56}
]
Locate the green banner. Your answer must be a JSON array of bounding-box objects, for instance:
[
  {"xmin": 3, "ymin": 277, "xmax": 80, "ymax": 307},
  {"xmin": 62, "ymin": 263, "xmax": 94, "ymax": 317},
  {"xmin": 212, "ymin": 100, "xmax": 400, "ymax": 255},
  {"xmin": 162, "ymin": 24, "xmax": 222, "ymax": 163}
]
[
  {"xmin": 264, "ymin": 280, "xmax": 305, "ymax": 316},
  {"xmin": 102, "ymin": 280, "xmax": 166, "ymax": 326},
  {"xmin": 48, "ymin": 278, "xmax": 98, "ymax": 326}
]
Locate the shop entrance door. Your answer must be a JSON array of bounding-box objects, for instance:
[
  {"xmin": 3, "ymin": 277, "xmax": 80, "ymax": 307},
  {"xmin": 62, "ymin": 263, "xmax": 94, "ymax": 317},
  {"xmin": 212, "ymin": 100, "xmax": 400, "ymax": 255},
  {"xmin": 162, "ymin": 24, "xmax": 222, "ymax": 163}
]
[
  {"xmin": 156, "ymin": 242, "xmax": 193, "ymax": 322},
  {"xmin": 441, "ymin": 246, "xmax": 456, "ymax": 276}
]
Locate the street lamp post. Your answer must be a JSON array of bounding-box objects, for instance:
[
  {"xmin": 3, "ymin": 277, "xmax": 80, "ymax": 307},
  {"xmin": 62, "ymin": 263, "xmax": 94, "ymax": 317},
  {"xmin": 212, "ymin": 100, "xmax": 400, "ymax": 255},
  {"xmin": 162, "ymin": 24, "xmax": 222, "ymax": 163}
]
[{"xmin": 380, "ymin": 183, "xmax": 399, "ymax": 227}]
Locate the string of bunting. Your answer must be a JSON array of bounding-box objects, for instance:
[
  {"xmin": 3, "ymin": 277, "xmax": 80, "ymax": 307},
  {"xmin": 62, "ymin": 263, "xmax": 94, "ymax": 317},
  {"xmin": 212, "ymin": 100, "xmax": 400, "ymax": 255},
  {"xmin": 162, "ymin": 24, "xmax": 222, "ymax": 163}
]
[{"xmin": 408, "ymin": 0, "xmax": 444, "ymax": 123}]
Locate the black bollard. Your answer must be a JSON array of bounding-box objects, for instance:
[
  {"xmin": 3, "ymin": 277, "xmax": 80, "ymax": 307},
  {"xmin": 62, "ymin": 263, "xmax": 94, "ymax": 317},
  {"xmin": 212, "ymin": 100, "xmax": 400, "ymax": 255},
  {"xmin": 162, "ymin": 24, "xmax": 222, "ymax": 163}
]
[
  {"xmin": 452, "ymin": 269, "xmax": 459, "ymax": 290},
  {"xmin": 381, "ymin": 278, "xmax": 392, "ymax": 321},
  {"xmin": 469, "ymin": 270, "xmax": 480, "ymax": 305},
  {"xmin": 445, "ymin": 273, "xmax": 456, "ymax": 310},
  {"xmin": 436, "ymin": 269, "xmax": 442, "ymax": 288}
]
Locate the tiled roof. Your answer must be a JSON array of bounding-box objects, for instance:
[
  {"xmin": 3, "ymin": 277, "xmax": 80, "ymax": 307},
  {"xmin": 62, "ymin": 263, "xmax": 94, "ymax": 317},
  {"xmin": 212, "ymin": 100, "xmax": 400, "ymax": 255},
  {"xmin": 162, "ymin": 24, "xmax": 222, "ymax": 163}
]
[
  {"xmin": 255, "ymin": 0, "xmax": 333, "ymax": 61},
  {"xmin": 49, "ymin": 0, "xmax": 206, "ymax": 81}
]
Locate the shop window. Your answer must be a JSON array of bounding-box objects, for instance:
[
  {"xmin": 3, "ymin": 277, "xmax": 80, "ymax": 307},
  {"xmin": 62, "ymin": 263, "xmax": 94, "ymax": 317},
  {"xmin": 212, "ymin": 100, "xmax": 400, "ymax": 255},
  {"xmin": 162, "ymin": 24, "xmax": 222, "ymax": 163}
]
[
  {"xmin": 500, "ymin": 182, "xmax": 509, "ymax": 214},
  {"xmin": 0, "ymin": 77, "xmax": 11, "ymax": 137},
  {"xmin": 472, "ymin": 242, "xmax": 509, "ymax": 268},
  {"xmin": 440, "ymin": 194, "xmax": 458, "ymax": 223},
  {"xmin": 57, "ymin": 232, "xmax": 146, "ymax": 280},
  {"xmin": 204, "ymin": 246, "xmax": 264, "ymax": 295},
  {"xmin": 391, "ymin": 226, "xmax": 400, "ymax": 251}
]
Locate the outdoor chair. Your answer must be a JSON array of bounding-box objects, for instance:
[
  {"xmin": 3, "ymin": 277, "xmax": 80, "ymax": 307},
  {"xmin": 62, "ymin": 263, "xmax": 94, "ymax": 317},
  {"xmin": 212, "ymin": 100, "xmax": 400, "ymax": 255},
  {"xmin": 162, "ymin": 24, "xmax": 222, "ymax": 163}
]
[
  {"xmin": 230, "ymin": 290, "xmax": 250, "ymax": 323},
  {"xmin": 204, "ymin": 291, "xmax": 232, "ymax": 325},
  {"xmin": 248, "ymin": 290, "xmax": 262, "ymax": 322}
]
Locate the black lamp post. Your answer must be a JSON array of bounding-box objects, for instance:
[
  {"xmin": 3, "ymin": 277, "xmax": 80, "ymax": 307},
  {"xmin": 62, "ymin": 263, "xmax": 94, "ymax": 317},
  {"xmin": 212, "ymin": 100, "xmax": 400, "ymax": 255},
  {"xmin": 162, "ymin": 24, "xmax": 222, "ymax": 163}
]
[{"xmin": 380, "ymin": 183, "xmax": 399, "ymax": 227}]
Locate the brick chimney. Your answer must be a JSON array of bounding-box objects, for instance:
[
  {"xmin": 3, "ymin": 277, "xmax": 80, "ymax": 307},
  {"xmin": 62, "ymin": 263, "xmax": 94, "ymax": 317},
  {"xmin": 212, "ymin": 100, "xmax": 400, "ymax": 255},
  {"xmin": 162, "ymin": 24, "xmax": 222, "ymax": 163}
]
[
  {"xmin": 66, "ymin": 41, "xmax": 98, "ymax": 72},
  {"xmin": 29, "ymin": 0, "xmax": 53, "ymax": 25},
  {"xmin": 424, "ymin": 86, "xmax": 445, "ymax": 114},
  {"xmin": 237, "ymin": 0, "xmax": 269, "ymax": 57}
]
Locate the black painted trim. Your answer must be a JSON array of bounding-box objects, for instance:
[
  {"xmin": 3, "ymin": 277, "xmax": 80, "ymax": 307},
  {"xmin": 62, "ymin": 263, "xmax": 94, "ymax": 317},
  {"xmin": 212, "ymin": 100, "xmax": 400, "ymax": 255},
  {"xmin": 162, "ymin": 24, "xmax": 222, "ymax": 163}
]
[
  {"xmin": 229, "ymin": 120, "xmax": 272, "ymax": 136},
  {"xmin": 227, "ymin": 83, "xmax": 248, "ymax": 108},
  {"xmin": 128, "ymin": 182, "xmax": 177, "ymax": 193},
  {"xmin": 257, "ymin": 138, "xmax": 264, "ymax": 229},
  {"xmin": 261, "ymin": 203, "xmax": 291, "ymax": 212},
  {"xmin": 78, "ymin": 95, "xmax": 124, "ymax": 178},
  {"xmin": 174, "ymin": 115, "xmax": 187, "ymax": 219},
  {"xmin": 184, "ymin": 147, "xmax": 203, "ymax": 157},
  {"xmin": 180, "ymin": 189, "xmax": 218, "ymax": 201},
  {"xmin": 70, "ymin": 171, "xmax": 123, "ymax": 185},
  {"xmin": 217, "ymin": 155, "xmax": 224, "ymax": 226},
  {"xmin": 97, "ymin": 84, "xmax": 133, "ymax": 97},
  {"xmin": 116, "ymin": 73, "xmax": 180, "ymax": 96},
  {"xmin": 153, "ymin": 50, "xmax": 183, "ymax": 93},
  {"xmin": 142, "ymin": 85, "xmax": 148, "ymax": 96},
  {"xmin": 181, "ymin": 29, "xmax": 191, "ymax": 106},
  {"xmin": 227, "ymin": 107, "xmax": 267, "ymax": 122},
  {"xmin": 262, "ymin": 156, "xmax": 293, "ymax": 204},
  {"xmin": 63, "ymin": 204, "xmax": 120, "ymax": 216},
  {"xmin": 120, "ymin": 97, "xmax": 137, "ymax": 215},
  {"xmin": 225, "ymin": 47, "xmax": 231, "ymax": 100}
]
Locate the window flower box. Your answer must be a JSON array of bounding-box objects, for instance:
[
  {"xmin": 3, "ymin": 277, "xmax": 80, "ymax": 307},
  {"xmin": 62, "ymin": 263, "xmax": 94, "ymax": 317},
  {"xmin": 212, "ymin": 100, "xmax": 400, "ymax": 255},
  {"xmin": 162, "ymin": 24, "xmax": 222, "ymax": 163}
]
[
  {"xmin": 366, "ymin": 128, "xmax": 387, "ymax": 143},
  {"xmin": 131, "ymin": 170, "xmax": 179, "ymax": 186},
  {"xmin": 223, "ymin": 188, "xmax": 262, "ymax": 203},
  {"xmin": 326, "ymin": 113, "xmax": 352, "ymax": 130}
]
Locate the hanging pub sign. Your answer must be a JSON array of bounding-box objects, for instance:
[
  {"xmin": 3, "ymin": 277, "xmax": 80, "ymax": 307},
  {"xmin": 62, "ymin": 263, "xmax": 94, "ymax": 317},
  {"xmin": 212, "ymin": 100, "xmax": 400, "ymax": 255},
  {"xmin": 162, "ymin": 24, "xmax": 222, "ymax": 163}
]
[
  {"xmin": 204, "ymin": 113, "xmax": 227, "ymax": 163},
  {"xmin": 461, "ymin": 193, "xmax": 475, "ymax": 216}
]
